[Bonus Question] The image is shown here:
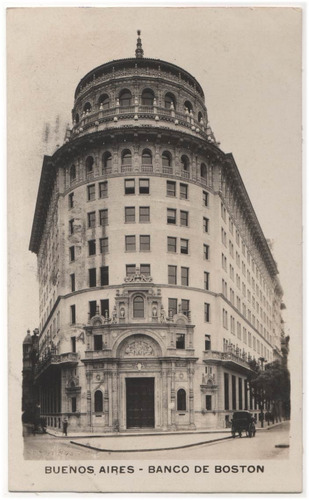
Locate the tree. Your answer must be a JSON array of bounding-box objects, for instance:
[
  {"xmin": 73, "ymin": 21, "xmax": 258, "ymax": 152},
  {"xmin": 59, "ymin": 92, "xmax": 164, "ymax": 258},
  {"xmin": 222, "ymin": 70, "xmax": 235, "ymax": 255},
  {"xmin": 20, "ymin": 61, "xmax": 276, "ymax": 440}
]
[{"xmin": 247, "ymin": 359, "xmax": 290, "ymax": 425}]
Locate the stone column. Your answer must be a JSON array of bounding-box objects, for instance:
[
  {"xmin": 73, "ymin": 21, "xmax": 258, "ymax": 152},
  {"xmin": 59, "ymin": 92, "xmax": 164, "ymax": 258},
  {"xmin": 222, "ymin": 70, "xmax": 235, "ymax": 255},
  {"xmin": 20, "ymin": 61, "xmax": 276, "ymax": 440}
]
[
  {"xmin": 111, "ymin": 363, "xmax": 119, "ymax": 431},
  {"xmin": 86, "ymin": 370, "xmax": 92, "ymax": 429},
  {"xmin": 170, "ymin": 361, "xmax": 176, "ymax": 429},
  {"xmin": 188, "ymin": 362, "xmax": 196, "ymax": 429},
  {"xmin": 161, "ymin": 363, "xmax": 168, "ymax": 430}
]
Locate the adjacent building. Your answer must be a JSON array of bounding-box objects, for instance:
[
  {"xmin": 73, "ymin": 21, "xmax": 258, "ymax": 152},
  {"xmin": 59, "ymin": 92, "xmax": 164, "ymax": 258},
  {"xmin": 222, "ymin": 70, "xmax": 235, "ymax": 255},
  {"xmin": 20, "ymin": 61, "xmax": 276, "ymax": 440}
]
[{"xmin": 29, "ymin": 33, "xmax": 285, "ymax": 432}]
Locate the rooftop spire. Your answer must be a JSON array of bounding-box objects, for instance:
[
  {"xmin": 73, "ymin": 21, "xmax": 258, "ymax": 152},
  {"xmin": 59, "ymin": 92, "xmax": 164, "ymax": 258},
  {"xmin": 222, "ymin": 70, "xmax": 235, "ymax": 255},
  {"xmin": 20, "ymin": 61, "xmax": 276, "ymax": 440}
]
[{"xmin": 135, "ymin": 30, "xmax": 144, "ymax": 59}]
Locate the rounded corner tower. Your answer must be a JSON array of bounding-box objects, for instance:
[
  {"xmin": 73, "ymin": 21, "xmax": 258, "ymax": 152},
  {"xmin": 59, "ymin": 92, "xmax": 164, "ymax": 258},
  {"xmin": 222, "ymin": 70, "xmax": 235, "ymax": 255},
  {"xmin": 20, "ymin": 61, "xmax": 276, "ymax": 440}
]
[{"xmin": 29, "ymin": 31, "xmax": 283, "ymax": 433}]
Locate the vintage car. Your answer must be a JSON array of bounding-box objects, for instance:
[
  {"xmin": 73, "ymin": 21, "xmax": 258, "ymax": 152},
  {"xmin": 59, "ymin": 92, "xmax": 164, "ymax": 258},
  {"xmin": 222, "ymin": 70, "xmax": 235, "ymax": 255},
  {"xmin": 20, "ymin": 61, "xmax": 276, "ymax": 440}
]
[{"xmin": 231, "ymin": 411, "xmax": 256, "ymax": 438}]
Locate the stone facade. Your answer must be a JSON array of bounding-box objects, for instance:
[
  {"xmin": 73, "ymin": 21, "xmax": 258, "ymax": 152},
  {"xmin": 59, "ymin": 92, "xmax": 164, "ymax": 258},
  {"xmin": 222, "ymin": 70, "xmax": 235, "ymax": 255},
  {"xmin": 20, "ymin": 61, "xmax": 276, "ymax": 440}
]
[{"xmin": 29, "ymin": 33, "xmax": 285, "ymax": 432}]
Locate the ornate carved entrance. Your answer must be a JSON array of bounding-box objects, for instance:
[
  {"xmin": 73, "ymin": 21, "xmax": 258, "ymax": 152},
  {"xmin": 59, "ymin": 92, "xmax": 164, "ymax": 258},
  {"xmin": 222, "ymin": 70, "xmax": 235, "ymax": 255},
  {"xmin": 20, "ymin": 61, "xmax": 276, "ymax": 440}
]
[{"xmin": 126, "ymin": 377, "xmax": 155, "ymax": 428}]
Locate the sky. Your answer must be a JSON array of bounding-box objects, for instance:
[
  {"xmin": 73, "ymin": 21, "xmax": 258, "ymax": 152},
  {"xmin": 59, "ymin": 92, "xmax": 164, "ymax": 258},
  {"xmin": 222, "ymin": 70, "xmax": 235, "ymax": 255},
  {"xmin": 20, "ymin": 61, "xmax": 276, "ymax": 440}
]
[{"xmin": 7, "ymin": 7, "xmax": 302, "ymax": 357}]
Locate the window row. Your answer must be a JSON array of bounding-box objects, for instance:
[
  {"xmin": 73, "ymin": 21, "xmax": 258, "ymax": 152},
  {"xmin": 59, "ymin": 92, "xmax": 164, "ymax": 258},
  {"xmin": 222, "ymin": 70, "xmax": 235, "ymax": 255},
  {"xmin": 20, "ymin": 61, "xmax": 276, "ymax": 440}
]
[
  {"xmin": 76, "ymin": 89, "xmax": 204, "ymax": 116},
  {"xmin": 168, "ymin": 266, "xmax": 189, "ymax": 286}
]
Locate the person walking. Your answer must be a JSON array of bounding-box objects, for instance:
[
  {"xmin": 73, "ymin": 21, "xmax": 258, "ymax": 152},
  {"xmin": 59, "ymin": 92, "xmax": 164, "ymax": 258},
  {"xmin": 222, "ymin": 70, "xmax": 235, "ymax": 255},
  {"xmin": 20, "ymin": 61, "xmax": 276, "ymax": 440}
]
[{"xmin": 62, "ymin": 417, "xmax": 68, "ymax": 436}]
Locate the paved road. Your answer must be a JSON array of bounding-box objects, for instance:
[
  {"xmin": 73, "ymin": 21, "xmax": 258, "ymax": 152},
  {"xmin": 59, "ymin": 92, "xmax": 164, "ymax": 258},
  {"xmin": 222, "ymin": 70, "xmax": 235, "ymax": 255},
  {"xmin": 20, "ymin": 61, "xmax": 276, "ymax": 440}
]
[{"xmin": 23, "ymin": 421, "xmax": 289, "ymax": 461}]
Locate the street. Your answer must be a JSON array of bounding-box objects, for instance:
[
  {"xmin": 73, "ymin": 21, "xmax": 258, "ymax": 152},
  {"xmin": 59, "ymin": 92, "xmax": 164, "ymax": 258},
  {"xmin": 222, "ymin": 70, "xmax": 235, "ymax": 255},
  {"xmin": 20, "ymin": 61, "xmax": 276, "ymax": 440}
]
[{"xmin": 23, "ymin": 421, "xmax": 290, "ymax": 461}]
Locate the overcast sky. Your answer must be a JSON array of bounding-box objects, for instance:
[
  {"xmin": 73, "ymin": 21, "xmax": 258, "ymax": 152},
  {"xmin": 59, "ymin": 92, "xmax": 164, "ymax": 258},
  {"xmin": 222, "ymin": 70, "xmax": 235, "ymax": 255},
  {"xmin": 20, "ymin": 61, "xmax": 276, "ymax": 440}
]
[{"xmin": 7, "ymin": 7, "xmax": 302, "ymax": 355}]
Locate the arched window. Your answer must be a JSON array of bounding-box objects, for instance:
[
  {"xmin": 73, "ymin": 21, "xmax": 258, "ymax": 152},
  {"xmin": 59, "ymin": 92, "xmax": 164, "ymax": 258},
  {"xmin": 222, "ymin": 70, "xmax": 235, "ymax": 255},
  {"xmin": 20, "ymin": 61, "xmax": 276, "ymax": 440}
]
[
  {"xmin": 119, "ymin": 89, "xmax": 132, "ymax": 107},
  {"xmin": 121, "ymin": 149, "xmax": 132, "ymax": 166},
  {"xmin": 165, "ymin": 92, "xmax": 176, "ymax": 110},
  {"xmin": 94, "ymin": 390, "xmax": 103, "ymax": 412},
  {"xmin": 83, "ymin": 102, "xmax": 92, "ymax": 113},
  {"xmin": 142, "ymin": 149, "xmax": 152, "ymax": 165},
  {"xmin": 177, "ymin": 389, "xmax": 186, "ymax": 411},
  {"xmin": 70, "ymin": 165, "xmax": 76, "ymax": 183},
  {"xmin": 201, "ymin": 163, "xmax": 207, "ymax": 180},
  {"xmin": 198, "ymin": 112, "xmax": 203, "ymax": 123},
  {"xmin": 141, "ymin": 89, "xmax": 154, "ymax": 106},
  {"xmin": 162, "ymin": 151, "xmax": 172, "ymax": 167},
  {"xmin": 133, "ymin": 296, "xmax": 144, "ymax": 318},
  {"xmin": 181, "ymin": 155, "xmax": 190, "ymax": 171},
  {"xmin": 102, "ymin": 151, "xmax": 112, "ymax": 172},
  {"xmin": 86, "ymin": 156, "xmax": 94, "ymax": 175},
  {"xmin": 98, "ymin": 94, "xmax": 110, "ymax": 109},
  {"xmin": 184, "ymin": 100, "xmax": 193, "ymax": 113},
  {"xmin": 75, "ymin": 113, "xmax": 79, "ymax": 124}
]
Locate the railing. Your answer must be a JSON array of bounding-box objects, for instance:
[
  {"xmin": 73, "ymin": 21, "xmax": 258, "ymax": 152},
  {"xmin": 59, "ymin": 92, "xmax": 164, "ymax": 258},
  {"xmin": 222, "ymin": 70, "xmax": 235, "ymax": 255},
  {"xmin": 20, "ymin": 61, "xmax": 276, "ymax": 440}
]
[
  {"xmin": 181, "ymin": 170, "xmax": 190, "ymax": 179},
  {"xmin": 204, "ymin": 350, "xmax": 250, "ymax": 370},
  {"xmin": 141, "ymin": 165, "xmax": 153, "ymax": 173},
  {"xmin": 35, "ymin": 352, "xmax": 79, "ymax": 376},
  {"xmin": 163, "ymin": 166, "xmax": 173, "ymax": 175},
  {"xmin": 118, "ymin": 105, "xmax": 135, "ymax": 114},
  {"xmin": 121, "ymin": 165, "xmax": 133, "ymax": 173}
]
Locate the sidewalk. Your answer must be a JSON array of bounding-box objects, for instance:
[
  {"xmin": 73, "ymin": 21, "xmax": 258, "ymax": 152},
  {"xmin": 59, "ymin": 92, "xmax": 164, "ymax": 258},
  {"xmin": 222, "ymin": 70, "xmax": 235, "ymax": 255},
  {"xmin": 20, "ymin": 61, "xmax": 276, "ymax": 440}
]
[{"xmin": 45, "ymin": 421, "xmax": 286, "ymax": 453}]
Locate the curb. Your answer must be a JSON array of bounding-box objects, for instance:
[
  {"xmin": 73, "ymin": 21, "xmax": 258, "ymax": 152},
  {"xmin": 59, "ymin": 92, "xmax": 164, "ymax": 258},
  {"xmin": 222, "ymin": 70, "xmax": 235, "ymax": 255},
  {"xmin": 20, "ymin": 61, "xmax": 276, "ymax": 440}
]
[{"xmin": 69, "ymin": 434, "xmax": 234, "ymax": 453}]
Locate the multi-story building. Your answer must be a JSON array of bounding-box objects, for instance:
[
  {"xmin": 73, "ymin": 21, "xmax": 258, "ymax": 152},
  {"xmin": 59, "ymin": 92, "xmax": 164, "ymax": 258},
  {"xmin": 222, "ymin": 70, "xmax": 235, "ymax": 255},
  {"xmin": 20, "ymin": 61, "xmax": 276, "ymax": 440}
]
[{"xmin": 29, "ymin": 32, "xmax": 285, "ymax": 432}]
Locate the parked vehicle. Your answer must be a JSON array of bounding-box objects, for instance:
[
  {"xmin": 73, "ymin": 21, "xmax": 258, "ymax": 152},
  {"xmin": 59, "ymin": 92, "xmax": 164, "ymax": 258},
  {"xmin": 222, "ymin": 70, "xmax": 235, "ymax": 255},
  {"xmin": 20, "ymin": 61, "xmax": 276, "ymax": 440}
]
[{"xmin": 231, "ymin": 411, "xmax": 256, "ymax": 438}]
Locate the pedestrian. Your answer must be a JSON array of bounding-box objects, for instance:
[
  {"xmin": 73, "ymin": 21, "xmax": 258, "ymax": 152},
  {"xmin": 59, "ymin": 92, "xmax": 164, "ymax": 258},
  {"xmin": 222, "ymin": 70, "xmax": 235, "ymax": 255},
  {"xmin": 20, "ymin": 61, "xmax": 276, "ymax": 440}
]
[{"xmin": 62, "ymin": 417, "xmax": 68, "ymax": 436}]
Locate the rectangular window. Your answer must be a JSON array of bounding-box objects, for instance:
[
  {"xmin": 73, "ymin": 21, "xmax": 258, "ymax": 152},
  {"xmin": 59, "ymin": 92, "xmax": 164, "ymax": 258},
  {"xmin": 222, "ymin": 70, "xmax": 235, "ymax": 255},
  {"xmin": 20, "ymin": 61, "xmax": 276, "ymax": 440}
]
[
  {"xmin": 140, "ymin": 235, "xmax": 150, "ymax": 251},
  {"xmin": 69, "ymin": 246, "xmax": 75, "ymax": 262},
  {"xmin": 203, "ymin": 244, "xmax": 209, "ymax": 260},
  {"xmin": 70, "ymin": 273, "xmax": 75, "ymax": 292},
  {"xmin": 181, "ymin": 299, "xmax": 190, "ymax": 317},
  {"xmin": 71, "ymin": 397, "xmax": 76, "ymax": 413},
  {"xmin": 203, "ymin": 191, "xmax": 209, "ymax": 207},
  {"xmin": 167, "ymin": 237, "xmax": 177, "ymax": 253},
  {"xmin": 204, "ymin": 272, "xmax": 209, "ymax": 290},
  {"xmin": 89, "ymin": 300, "xmax": 97, "ymax": 319},
  {"xmin": 206, "ymin": 395, "xmax": 212, "ymax": 411},
  {"xmin": 166, "ymin": 181, "xmax": 176, "ymax": 197},
  {"xmin": 69, "ymin": 192, "xmax": 74, "ymax": 208},
  {"xmin": 204, "ymin": 303, "xmax": 210, "ymax": 322},
  {"xmin": 88, "ymin": 211, "xmax": 96, "ymax": 228},
  {"xmin": 168, "ymin": 265, "xmax": 177, "ymax": 285},
  {"xmin": 89, "ymin": 268, "xmax": 96, "ymax": 287},
  {"xmin": 69, "ymin": 219, "xmax": 74, "ymax": 235},
  {"xmin": 70, "ymin": 305, "xmax": 76, "ymax": 325},
  {"xmin": 181, "ymin": 267, "xmax": 189, "ymax": 286},
  {"xmin": 205, "ymin": 334, "xmax": 211, "ymax": 351},
  {"xmin": 224, "ymin": 373, "xmax": 229, "ymax": 410},
  {"xmin": 100, "ymin": 266, "xmax": 109, "ymax": 286},
  {"xmin": 99, "ymin": 237, "xmax": 109, "ymax": 254},
  {"xmin": 139, "ymin": 206, "xmax": 150, "ymax": 222},
  {"xmin": 140, "ymin": 264, "xmax": 150, "ymax": 277},
  {"xmin": 176, "ymin": 333, "xmax": 185, "ymax": 349},
  {"xmin": 203, "ymin": 217, "xmax": 209, "ymax": 233},
  {"xmin": 125, "ymin": 235, "xmax": 136, "ymax": 252},
  {"xmin": 71, "ymin": 336, "xmax": 76, "ymax": 353},
  {"xmin": 94, "ymin": 334, "xmax": 103, "ymax": 351},
  {"xmin": 126, "ymin": 264, "xmax": 136, "ymax": 277},
  {"xmin": 180, "ymin": 210, "xmax": 189, "ymax": 226},
  {"xmin": 99, "ymin": 209, "xmax": 108, "ymax": 226},
  {"xmin": 180, "ymin": 239, "xmax": 189, "ymax": 254},
  {"xmin": 139, "ymin": 178, "xmax": 149, "ymax": 194},
  {"xmin": 180, "ymin": 183, "xmax": 188, "ymax": 200},
  {"xmin": 232, "ymin": 375, "xmax": 236, "ymax": 410},
  {"xmin": 168, "ymin": 298, "xmax": 178, "ymax": 318},
  {"xmin": 125, "ymin": 206, "xmax": 135, "ymax": 223},
  {"xmin": 88, "ymin": 239, "xmax": 96, "ymax": 256},
  {"xmin": 100, "ymin": 299, "xmax": 109, "ymax": 318},
  {"xmin": 125, "ymin": 179, "xmax": 135, "ymax": 194},
  {"xmin": 87, "ymin": 184, "xmax": 95, "ymax": 201},
  {"xmin": 167, "ymin": 208, "xmax": 176, "ymax": 224},
  {"xmin": 99, "ymin": 181, "xmax": 108, "ymax": 198}
]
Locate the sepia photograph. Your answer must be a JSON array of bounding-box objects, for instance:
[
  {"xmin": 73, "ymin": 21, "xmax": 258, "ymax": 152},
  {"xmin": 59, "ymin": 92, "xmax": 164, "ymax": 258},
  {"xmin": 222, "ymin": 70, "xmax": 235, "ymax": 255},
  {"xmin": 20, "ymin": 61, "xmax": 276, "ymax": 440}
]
[{"xmin": 7, "ymin": 6, "xmax": 302, "ymax": 493}]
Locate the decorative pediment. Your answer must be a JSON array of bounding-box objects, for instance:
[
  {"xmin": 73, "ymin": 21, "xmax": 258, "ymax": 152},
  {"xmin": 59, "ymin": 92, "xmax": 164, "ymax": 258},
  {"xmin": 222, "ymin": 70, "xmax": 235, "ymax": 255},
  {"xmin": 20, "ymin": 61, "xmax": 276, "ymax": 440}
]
[{"xmin": 119, "ymin": 334, "xmax": 160, "ymax": 358}]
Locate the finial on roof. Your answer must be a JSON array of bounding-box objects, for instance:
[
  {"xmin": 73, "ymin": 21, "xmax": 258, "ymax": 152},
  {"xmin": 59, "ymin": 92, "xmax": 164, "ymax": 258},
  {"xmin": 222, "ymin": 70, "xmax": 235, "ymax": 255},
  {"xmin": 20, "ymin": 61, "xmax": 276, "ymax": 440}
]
[{"xmin": 135, "ymin": 30, "xmax": 144, "ymax": 59}]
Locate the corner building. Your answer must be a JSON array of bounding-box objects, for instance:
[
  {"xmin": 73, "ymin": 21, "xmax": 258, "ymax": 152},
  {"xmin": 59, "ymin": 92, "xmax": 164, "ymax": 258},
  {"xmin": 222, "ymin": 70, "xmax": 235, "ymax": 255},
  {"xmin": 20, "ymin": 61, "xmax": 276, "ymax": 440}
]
[{"xmin": 29, "ymin": 34, "xmax": 285, "ymax": 432}]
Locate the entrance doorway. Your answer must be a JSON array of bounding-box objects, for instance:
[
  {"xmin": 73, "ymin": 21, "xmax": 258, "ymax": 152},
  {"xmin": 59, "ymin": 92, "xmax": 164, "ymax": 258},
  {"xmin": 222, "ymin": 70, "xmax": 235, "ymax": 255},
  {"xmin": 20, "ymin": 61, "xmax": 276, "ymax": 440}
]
[{"xmin": 126, "ymin": 378, "xmax": 155, "ymax": 429}]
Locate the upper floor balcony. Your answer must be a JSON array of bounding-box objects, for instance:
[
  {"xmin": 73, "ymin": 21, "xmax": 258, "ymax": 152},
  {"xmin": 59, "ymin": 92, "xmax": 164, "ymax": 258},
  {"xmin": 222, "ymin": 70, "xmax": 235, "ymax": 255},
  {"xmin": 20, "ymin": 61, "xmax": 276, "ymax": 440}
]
[
  {"xmin": 203, "ymin": 349, "xmax": 253, "ymax": 373},
  {"xmin": 68, "ymin": 103, "xmax": 216, "ymax": 145},
  {"xmin": 34, "ymin": 351, "xmax": 79, "ymax": 378}
]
